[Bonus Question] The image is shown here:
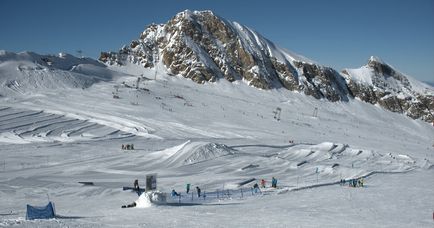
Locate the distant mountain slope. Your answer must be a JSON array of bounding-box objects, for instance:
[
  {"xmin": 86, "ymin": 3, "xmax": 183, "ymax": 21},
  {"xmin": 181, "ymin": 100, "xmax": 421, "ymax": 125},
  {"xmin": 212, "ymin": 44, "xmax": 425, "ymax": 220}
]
[
  {"xmin": 424, "ymin": 81, "xmax": 434, "ymax": 87},
  {"xmin": 99, "ymin": 10, "xmax": 433, "ymax": 122},
  {"xmin": 342, "ymin": 56, "xmax": 434, "ymax": 122},
  {"xmin": 0, "ymin": 51, "xmax": 116, "ymax": 96}
]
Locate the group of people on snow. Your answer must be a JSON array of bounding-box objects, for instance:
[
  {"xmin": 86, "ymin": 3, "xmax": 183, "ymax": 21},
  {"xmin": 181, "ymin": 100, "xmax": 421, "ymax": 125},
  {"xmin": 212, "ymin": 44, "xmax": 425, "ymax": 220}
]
[
  {"xmin": 130, "ymin": 176, "xmax": 281, "ymax": 205},
  {"xmin": 171, "ymin": 184, "xmax": 201, "ymax": 198},
  {"xmin": 259, "ymin": 177, "xmax": 278, "ymax": 188},
  {"xmin": 252, "ymin": 177, "xmax": 278, "ymax": 193},
  {"xmin": 340, "ymin": 178, "xmax": 364, "ymax": 187},
  {"xmin": 121, "ymin": 144, "xmax": 134, "ymax": 150}
]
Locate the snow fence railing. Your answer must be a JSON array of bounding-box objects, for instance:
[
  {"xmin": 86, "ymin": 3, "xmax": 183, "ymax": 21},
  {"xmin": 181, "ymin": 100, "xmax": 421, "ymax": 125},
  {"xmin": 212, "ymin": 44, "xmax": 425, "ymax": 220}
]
[{"xmin": 165, "ymin": 186, "xmax": 264, "ymax": 204}]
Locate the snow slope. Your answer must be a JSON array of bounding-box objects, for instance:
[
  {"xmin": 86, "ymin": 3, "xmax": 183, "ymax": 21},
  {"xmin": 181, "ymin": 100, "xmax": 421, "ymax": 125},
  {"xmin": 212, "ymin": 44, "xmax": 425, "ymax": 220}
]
[
  {"xmin": 0, "ymin": 51, "xmax": 122, "ymax": 97},
  {"xmin": 0, "ymin": 51, "xmax": 433, "ymax": 227}
]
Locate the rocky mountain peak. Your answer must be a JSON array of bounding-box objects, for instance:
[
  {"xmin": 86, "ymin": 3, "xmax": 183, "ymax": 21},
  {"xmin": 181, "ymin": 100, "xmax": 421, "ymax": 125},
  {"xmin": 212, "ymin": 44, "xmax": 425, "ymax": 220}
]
[
  {"xmin": 368, "ymin": 56, "xmax": 384, "ymax": 64},
  {"xmin": 343, "ymin": 56, "xmax": 433, "ymax": 122},
  {"xmin": 367, "ymin": 56, "xmax": 396, "ymax": 77},
  {"xmin": 100, "ymin": 10, "xmax": 349, "ymax": 101}
]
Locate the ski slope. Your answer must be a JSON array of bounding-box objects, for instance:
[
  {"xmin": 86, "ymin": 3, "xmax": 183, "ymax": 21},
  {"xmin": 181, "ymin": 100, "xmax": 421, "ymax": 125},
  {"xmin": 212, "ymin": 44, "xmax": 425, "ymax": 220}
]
[{"xmin": 0, "ymin": 56, "xmax": 433, "ymax": 227}]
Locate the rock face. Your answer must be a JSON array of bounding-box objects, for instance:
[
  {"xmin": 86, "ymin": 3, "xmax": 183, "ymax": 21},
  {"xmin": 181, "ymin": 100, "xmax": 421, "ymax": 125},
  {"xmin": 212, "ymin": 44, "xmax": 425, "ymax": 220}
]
[
  {"xmin": 342, "ymin": 56, "xmax": 434, "ymax": 122},
  {"xmin": 100, "ymin": 10, "xmax": 349, "ymax": 101},
  {"xmin": 100, "ymin": 10, "xmax": 433, "ymax": 122}
]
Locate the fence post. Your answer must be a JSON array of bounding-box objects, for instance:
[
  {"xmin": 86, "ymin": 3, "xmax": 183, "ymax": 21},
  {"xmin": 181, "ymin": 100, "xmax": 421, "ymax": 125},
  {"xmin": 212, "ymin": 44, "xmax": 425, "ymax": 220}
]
[
  {"xmin": 178, "ymin": 194, "xmax": 181, "ymax": 204},
  {"xmin": 217, "ymin": 189, "xmax": 219, "ymax": 199},
  {"xmin": 191, "ymin": 192, "xmax": 193, "ymax": 201},
  {"xmin": 241, "ymin": 188, "xmax": 243, "ymax": 198}
]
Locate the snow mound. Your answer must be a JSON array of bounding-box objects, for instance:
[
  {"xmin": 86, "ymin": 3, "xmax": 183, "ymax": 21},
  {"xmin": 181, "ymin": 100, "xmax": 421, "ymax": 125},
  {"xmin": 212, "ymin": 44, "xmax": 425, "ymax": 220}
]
[
  {"xmin": 183, "ymin": 142, "xmax": 235, "ymax": 164},
  {"xmin": 135, "ymin": 191, "xmax": 167, "ymax": 208},
  {"xmin": 164, "ymin": 141, "xmax": 235, "ymax": 166},
  {"xmin": 420, "ymin": 159, "xmax": 433, "ymax": 170}
]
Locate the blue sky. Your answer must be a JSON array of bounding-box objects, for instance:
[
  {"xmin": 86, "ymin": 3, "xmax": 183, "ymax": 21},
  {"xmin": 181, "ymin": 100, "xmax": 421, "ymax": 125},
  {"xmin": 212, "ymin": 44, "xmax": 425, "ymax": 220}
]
[{"xmin": 1, "ymin": 0, "xmax": 433, "ymax": 82}]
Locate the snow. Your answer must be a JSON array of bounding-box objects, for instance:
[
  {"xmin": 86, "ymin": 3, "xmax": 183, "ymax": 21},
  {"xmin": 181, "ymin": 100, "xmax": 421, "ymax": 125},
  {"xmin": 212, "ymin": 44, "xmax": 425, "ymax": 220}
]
[
  {"xmin": 134, "ymin": 191, "xmax": 167, "ymax": 208},
  {"xmin": 229, "ymin": 21, "xmax": 315, "ymax": 65},
  {"xmin": 0, "ymin": 52, "xmax": 433, "ymax": 227},
  {"xmin": 0, "ymin": 50, "xmax": 120, "ymax": 98},
  {"xmin": 369, "ymin": 55, "xmax": 384, "ymax": 64},
  {"xmin": 404, "ymin": 74, "xmax": 434, "ymax": 95},
  {"xmin": 345, "ymin": 66, "xmax": 374, "ymax": 85}
]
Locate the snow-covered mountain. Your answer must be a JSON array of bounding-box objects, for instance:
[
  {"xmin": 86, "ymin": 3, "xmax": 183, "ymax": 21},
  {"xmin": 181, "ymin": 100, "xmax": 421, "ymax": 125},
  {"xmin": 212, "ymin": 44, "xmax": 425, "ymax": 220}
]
[
  {"xmin": 99, "ymin": 10, "xmax": 433, "ymax": 122},
  {"xmin": 342, "ymin": 56, "xmax": 434, "ymax": 122},
  {"xmin": 100, "ymin": 10, "xmax": 350, "ymax": 102}
]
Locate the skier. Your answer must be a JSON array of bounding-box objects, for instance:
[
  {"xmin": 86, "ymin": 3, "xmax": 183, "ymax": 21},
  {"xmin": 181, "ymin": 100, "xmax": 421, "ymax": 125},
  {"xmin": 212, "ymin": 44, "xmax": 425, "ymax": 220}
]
[
  {"xmin": 260, "ymin": 179, "xmax": 266, "ymax": 188},
  {"xmin": 196, "ymin": 186, "xmax": 201, "ymax": 198},
  {"xmin": 186, "ymin": 183, "xmax": 191, "ymax": 194}
]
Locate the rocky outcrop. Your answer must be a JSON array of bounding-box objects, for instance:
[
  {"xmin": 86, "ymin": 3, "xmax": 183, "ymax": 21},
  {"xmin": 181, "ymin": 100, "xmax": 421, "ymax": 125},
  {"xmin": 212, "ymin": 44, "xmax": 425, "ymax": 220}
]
[{"xmin": 294, "ymin": 61, "xmax": 349, "ymax": 101}]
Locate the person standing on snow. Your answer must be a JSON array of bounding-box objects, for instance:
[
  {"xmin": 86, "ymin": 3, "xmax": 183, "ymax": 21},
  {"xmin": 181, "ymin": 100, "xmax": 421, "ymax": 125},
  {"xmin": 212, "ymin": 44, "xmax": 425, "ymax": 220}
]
[
  {"xmin": 196, "ymin": 186, "xmax": 201, "ymax": 198},
  {"xmin": 271, "ymin": 177, "xmax": 277, "ymax": 188},
  {"xmin": 260, "ymin": 179, "xmax": 266, "ymax": 188},
  {"xmin": 186, "ymin": 183, "xmax": 191, "ymax": 194},
  {"xmin": 253, "ymin": 183, "xmax": 260, "ymax": 193},
  {"xmin": 133, "ymin": 179, "xmax": 141, "ymax": 196},
  {"xmin": 134, "ymin": 179, "xmax": 139, "ymax": 190}
]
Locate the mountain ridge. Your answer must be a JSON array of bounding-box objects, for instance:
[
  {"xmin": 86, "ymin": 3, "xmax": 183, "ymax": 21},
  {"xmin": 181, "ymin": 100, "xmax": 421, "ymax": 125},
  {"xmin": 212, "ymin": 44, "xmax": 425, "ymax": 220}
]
[{"xmin": 98, "ymin": 10, "xmax": 433, "ymax": 122}]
